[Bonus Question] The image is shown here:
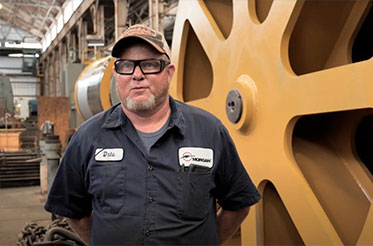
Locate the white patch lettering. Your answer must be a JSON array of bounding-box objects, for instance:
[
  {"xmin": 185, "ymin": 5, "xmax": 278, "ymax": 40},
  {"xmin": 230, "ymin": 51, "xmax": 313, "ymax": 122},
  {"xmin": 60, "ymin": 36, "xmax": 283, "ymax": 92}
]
[
  {"xmin": 178, "ymin": 147, "xmax": 213, "ymax": 168},
  {"xmin": 95, "ymin": 148, "xmax": 124, "ymax": 161}
]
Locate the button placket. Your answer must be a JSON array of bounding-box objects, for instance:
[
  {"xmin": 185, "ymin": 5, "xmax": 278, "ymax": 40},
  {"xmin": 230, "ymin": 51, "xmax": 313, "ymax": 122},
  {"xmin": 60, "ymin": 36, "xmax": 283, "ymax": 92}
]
[{"xmin": 145, "ymin": 159, "xmax": 155, "ymax": 241}]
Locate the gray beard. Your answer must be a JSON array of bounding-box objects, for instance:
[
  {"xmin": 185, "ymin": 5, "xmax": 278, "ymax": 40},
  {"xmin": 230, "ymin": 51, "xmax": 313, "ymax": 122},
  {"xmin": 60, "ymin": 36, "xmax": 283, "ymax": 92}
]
[{"xmin": 124, "ymin": 94, "xmax": 156, "ymax": 112}]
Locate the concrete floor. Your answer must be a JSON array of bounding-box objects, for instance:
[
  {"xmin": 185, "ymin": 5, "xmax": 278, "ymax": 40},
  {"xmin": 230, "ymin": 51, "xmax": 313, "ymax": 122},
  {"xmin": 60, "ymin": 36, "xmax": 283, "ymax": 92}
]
[{"xmin": 0, "ymin": 186, "xmax": 50, "ymax": 246}]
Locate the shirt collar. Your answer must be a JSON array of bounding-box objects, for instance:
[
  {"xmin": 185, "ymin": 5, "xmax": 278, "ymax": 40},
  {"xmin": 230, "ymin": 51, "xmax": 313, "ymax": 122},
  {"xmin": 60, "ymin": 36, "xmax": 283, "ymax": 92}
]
[
  {"xmin": 168, "ymin": 96, "xmax": 186, "ymax": 135},
  {"xmin": 102, "ymin": 97, "xmax": 186, "ymax": 135},
  {"xmin": 102, "ymin": 103, "xmax": 124, "ymax": 129}
]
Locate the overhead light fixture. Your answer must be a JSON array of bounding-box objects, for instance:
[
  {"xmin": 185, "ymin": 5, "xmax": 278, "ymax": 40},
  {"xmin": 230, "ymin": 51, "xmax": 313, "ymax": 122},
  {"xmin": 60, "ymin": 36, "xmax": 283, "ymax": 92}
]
[
  {"xmin": 9, "ymin": 53, "xmax": 24, "ymax": 57},
  {"xmin": 0, "ymin": 3, "xmax": 3, "ymax": 9},
  {"xmin": 24, "ymin": 54, "xmax": 37, "ymax": 58},
  {"xmin": 87, "ymin": 39, "xmax": 105, "ymax": 47},
  {"xmin": 8, "ymin": 53, "xmax": 39, "ymax": 58},
  {"xmin": 5, "ymin": 41, "xmax": 42, "ymax": 49}
]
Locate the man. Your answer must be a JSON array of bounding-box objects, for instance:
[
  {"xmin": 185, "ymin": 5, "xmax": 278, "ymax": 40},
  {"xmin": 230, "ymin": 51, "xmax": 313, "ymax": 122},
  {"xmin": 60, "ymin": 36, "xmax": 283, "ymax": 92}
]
[{"xmin": 44, "ymin": 24, "xmax": 261, "ymax": 245}]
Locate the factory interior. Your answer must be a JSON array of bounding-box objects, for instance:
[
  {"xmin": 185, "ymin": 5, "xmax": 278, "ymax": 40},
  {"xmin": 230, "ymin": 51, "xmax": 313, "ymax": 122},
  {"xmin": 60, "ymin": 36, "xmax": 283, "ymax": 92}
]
[{"xmin": 1, "ymin": 0, "xmax": 373, "ymax": 245}]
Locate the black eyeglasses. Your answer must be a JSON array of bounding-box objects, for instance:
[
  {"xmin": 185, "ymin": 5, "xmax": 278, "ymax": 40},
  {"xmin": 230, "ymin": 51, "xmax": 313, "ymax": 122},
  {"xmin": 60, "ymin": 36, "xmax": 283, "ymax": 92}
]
[{"xmin": 114, "ymin": 58, "xmax": 170, "ymax": 75}]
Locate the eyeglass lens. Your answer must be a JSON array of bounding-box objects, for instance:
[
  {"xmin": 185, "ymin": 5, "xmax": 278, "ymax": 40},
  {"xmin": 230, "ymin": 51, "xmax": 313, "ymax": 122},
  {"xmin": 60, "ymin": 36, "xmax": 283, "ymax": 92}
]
[{"xmin": 115, "ymin": 59, "xmax": 165, "ymax": 74}]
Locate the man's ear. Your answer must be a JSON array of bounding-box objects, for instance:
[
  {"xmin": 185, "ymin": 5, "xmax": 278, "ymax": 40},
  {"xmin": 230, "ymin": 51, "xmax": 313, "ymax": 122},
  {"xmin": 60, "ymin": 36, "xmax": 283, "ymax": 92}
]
[{"xmin": 167, "ymin": 64, "xmax": 175, "ymax": 84}]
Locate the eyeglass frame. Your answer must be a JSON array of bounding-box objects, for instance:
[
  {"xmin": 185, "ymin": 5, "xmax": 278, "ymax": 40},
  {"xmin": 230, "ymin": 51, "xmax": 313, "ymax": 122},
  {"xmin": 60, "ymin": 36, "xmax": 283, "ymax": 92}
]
[{"xmin": 114, "ymin": 58, "xmax": 171, "ymax": 75}]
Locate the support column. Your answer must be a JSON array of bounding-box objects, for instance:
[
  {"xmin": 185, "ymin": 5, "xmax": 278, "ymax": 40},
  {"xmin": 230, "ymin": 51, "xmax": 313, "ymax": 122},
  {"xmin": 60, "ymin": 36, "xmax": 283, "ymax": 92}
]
[
  {"xmin": 89, "ymin": 1, "xmax": 104, "ymax": 38},
  {"xmin": 66, "ymin": 33, "xmax": 71, "ymax": 63},
  {"xmin": 48, "ymin": 53, "xmax": 55, "ymax": 96},
  {"xmin": 97, "ymin": 6, "xmax": 105, "ymax": 39},
  {"xmin": 53, "ymin": 50, "xmax": 58, "ymax": 96},
  {"xmin": 114, "ymin": 0, "xmax": 128, "ymax": 40},
  {"xmin": 77, "ymin": 19, "xmax": 88, "ymax": 62},
  {"xmin": 44, "ymin": 57, "xmax": 50, "ymax": 96},
  {"xmin": 61, "ymin": 40, "xmax": 68, "ymax": 65},
  {"xmin": 56, "ymin": 44, "xmax": 62, "ymax": 96},
  {"xmin": 70, "ymin": 32, "xmax": 78, "ymax": 63},
  {"xmin": 87, "ymin": 3, "xmax": 105, "ymax": 57},
  {"xmin": 149, "ymin": 0, "xmax": 165, "ymax": 33}
]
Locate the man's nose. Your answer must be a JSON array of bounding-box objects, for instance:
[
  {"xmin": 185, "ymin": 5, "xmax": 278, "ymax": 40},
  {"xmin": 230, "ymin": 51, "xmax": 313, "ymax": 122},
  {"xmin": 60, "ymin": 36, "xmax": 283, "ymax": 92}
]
[{"xmin": 132, "ymin": 65, "xmax": 144, "ymax": 79}]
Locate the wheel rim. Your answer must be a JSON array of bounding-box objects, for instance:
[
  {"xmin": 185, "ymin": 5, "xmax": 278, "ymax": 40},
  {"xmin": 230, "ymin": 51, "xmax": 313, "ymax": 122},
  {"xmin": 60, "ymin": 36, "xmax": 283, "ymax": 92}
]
[{"xmin": 170, "ymin": 0, "xmax": 373, "ymax": 244}]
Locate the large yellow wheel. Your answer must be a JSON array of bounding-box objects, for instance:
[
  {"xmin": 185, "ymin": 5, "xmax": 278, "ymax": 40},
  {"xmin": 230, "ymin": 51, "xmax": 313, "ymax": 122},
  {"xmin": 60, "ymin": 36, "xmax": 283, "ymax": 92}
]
[{"xmin": 170, "ymin": 0, "xmax": 373, "ymax": 245}]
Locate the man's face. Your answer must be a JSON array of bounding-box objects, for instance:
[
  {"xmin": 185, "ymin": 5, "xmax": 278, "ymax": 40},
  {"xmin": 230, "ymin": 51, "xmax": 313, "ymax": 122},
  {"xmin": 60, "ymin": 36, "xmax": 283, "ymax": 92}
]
[{"xmin": 113, "ymin": 42, "xmax": 175, "ymax": 113}]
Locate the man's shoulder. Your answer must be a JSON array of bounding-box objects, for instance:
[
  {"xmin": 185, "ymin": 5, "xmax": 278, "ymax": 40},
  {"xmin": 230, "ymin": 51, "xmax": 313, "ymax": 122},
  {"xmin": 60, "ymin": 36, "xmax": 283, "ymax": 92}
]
[
  {"xmin": 174, "ymin": 99, "xmax": 220, "ymax": 123},
  {"xmin": 172, "ymin": 98, "xmax": 224, "ymax": 133},
  {"xmin": 76, "ymin": 104, "xmax": 121, "ymax": 134}
]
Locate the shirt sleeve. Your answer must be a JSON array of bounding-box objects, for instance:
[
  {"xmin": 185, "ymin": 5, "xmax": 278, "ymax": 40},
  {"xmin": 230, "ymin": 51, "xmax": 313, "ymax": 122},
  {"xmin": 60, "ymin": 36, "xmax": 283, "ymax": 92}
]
[
  {"xmin": 44, "ymin": 132, "xmax": 92, "ymax": 219},
  {"xmin": 214, "ymin": 124, "xmax": 262, "ymax": 211}
]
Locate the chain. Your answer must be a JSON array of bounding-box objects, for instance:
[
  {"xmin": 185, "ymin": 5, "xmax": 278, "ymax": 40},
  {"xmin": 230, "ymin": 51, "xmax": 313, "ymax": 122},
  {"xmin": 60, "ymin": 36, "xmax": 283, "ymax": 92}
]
[
  {"xmin": 17, "ymin": 223, "xmax": 47, "ymax": 246},
  {"xmin": 47, "ymin": 218, "xmax": 73, "ymax": 232},
  {"xmin": 17, "ymin": 218, "xmax": 86, "ymax": 246}
]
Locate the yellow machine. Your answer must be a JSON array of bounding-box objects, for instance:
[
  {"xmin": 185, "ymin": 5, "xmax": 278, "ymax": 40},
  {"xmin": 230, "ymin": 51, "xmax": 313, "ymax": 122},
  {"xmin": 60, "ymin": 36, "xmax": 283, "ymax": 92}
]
[
  {"xmin": 170, "ymin": 0, "xmax": 373, "ymax": 245},
  {"xmin": 74, "ymin": 0, "xmax": 373, "ymax": 244}
]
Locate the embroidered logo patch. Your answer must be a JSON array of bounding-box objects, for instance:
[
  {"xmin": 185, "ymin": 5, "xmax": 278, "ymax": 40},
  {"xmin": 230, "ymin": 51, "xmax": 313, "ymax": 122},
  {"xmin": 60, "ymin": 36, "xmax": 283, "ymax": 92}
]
[
  {"xmin": 95, "ymin": 148, "xmax": 124, "ymax": 161},
  {"xmin": 178, "ymin": 147, "xmax": 213, "ymax": 168}
]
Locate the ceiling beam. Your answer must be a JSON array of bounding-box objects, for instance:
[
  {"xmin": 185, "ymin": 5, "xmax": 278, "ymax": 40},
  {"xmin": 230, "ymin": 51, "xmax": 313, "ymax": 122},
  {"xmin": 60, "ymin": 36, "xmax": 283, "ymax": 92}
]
[
  {"xmin": 38, "ymin": 0, "xmax": 56, "ymax": 34},
  {"xmin": 0, "ymin": 16, "xmax": 44, "ymax": 39},
  {"xmin": 0, "ymin": 4, "xmax": 45, "ymax": 38},
  {"xmin": 0, "ymin": 1, "xmax": 62, "ymax": 10},
  {"xmin": 41, "ymin": 0, "xmax": 97, "ymax": 60}
]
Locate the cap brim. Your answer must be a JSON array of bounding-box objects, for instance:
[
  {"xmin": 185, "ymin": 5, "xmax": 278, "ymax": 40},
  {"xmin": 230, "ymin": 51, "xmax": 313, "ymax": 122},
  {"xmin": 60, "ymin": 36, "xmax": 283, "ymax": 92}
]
[{"xmin": 111, "ymin": 36, "xmax": 166, "ymax": 58}]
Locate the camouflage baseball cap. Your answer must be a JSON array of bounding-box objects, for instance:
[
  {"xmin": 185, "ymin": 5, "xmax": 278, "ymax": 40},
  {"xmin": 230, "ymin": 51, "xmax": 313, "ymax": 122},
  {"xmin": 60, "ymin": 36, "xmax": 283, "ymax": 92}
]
[{"xmin": 111, "ymin": 24, "xmax": 171, "ymax": 59}]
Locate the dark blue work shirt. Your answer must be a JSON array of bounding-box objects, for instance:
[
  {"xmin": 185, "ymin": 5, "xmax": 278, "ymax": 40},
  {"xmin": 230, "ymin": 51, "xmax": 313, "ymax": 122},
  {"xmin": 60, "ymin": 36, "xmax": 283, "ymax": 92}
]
[{"xmin": 44, "ymin": 97, "xmax": 261, "ymax": 245}]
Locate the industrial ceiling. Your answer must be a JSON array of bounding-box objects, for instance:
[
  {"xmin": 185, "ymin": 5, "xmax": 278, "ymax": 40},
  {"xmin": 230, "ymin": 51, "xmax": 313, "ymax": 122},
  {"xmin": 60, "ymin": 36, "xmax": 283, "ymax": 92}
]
[{"xmin": 0, "ymin": 0, "xmax": 64, "ymax": 43}]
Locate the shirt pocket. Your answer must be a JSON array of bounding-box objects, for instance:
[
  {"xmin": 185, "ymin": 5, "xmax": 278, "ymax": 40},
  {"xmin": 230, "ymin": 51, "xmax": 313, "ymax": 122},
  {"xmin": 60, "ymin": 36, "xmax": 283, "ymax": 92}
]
[
  {"xmin": 178, "ymin": 171, "xmax": 212, "ymax": 220},
  {"xmin": 88, "ymin": 163, "xmax": 126, "ymax": 213}
]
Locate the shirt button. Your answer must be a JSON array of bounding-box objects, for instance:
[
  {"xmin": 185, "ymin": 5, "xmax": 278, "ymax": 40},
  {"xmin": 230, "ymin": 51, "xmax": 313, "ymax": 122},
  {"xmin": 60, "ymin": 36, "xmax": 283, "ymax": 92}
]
[
  {"xmin": 148, "ymin": 197, "xmax": 154, "ymax": 203},
  {"xmin": 145, "ymin": 230, "xmax": 151, "ymax": 237},
  {"xmin": 147, "ymin": 165, "xmax": 154, "ymax": 171}
]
